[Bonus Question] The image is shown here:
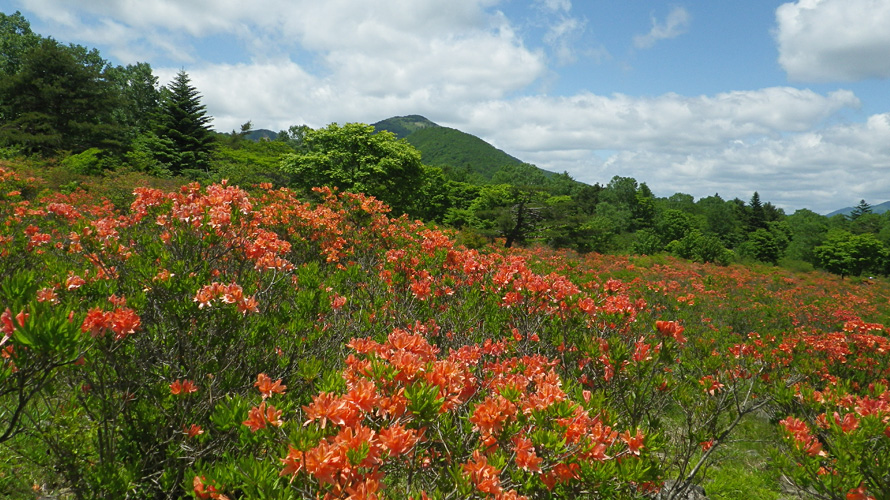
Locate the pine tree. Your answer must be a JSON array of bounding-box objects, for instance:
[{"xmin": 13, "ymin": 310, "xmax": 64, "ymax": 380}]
[
  {"xmin": 155, "ymin": 70, "xmax": 214, "ymax": 175},
  {"xmin": 849, "ymin": 199, "xmax": 872, "ymax": 220},
  {"xmin": 747, "ymin": 192, "xmax": 767, "ymax": 231}
]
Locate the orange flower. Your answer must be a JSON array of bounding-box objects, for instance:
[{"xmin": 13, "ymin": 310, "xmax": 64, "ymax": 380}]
[
  {"xmin": 243, "ymin": 402, "xmax": 283, "ymax": 432},
  {"xmin": 279, "ymin": 446, "xmax": 304, "ymax": 482},
  {"xmin": 170, "ymin": 379, "xmax": 198, "ymax": 395},
  {"xmin": 577, "ymin": 297, "xmax": 596, "ymax": 314},
  {"xmin": 378, "ymin": 423, "xmax": 421, "ymax": 456},
  {"xmin": 109, "ymin": 307, "xmax": 140, "ymax": 340},
  {"xmin": 346, "ymin": 378, "xmax": 378, "ymax": 413},
  {"xmin": 303, "ymin": 440, "xmax": 346, "ymax": 486},
  {"xmin": 184, "ymin": 424, "xmax": 204, "ymax": 438},
  {"xmin": 81, "ymin": 308, "xmax": 110, "ymax": 337},
  {"xmin": 237, "ymin": 296, "xmax": 259, "ymax": 315},
  {"xmin": 254, "ymin": 373, "xmax": 286, "ymax": 399},
  {"xmin": 833, "ymin": 412, "xmax": 859, "ymax": 433},
  {"xmin": 193, "ymin": 286, "xmax": 215, "ymax": 309},
  {"xmin": 463, "ymin": 450, "xmax": 502, "ymax": 495},
  {"xmin": 512, "ymin": 436, "xmax": 542, "ymax": 472},
  {"xmin": 36, "ymin": 287, "xmax": 59, "ymax": 304},
  {"xmin": 193, "ymin": 476, "xmax": 230, "ymax": 500},
  {"xmin": 846, "ymin": 483, "xmax": 875, "ymax": 500},
  {"xmin": 699, "ymin": 375, "xmax": 724, "ymax": 396},
  {"xmin": 655, "ymin": 320, "xmax": 687, "ymax": 344},
  {"xmin": 621, "ymin": 429, "xmax": 645, "ymax": 456},
  {"xmin": 303, "ymin": 392, "xmax": 360, "ymax": 429},
  {"xmin": 470, "ymin": 395, "xmax": 517, "ymax": 437}
]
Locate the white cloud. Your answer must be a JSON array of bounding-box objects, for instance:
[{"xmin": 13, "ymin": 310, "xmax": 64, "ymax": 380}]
[
  {"xmin": 462, "ymin": 88, "xmax": 859, "ymax": 152},
  {"xmin": 453, "ymin": 88, "xmax": 880, "ymax": 213},
  {"xmin": 535, "ymin": 0, "xmax": 572, "ymax": 13},
  {"xmin": 21, "ymin": 0, "xmax": 547, "ymax": 127},
  {"xmin": 633, "ymin": 6, "xmax": 690, "ymax": 49},
  {"xmin": 775, "ymin": 0, "xmax": 890, "ymax": 82},
  {"xmin": 543, "ymin": 16, "xmax": 586, "ymax": 65},
  {"xmin": 14, "ymin": 0, "xmax": 890, "ymax": 213}
]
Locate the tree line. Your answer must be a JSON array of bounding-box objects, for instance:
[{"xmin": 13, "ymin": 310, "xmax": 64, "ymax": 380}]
[
  {"xmin": 0, "ymin": 11, "xmax": 214, "ymax": 177},
  {"xmin": 2, "ymin": 10, "xmax": 888, "ymax": 278}
]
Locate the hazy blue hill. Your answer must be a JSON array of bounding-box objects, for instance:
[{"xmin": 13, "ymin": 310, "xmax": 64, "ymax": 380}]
[
  {"xmin": 826, "ymin": 200, "xmax": 890, "ymax": 217},
  {"xmin": 245, "ymin": 129, "xmax": 277, "ymax": 141}
]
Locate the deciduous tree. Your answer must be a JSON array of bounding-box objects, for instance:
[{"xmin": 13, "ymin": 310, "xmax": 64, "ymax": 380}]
[
  {"xmin": 279, "ymin": 122, "xmax": 424, "ymax": 216},
  {"xmin": 0, "ymin": 37, "xmax": 121, "ymax": 154}
]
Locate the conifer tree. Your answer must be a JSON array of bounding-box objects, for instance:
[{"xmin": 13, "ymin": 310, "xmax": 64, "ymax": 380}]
[
  {"xmin": 850, "ymin": 199, "xmax": 872, "ymax": 220},
  {"xmin": 155, "ymin": 70, "xmax": 214, "ymax": 175},
  {"xmin": 747, "ymin": 192, "xmax": 767, "ymax": 231}
]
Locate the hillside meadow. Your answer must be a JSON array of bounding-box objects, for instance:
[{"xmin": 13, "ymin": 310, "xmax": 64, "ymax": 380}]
[{"xmin": 1, "ymin": 162, "xmax": 888, "ymax": 500}]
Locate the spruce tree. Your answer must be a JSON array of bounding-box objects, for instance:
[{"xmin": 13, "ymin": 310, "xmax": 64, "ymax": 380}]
[
  {"xmin": 747, "ymin": 191, "xmax": 767, "ymax": 231},
  {"xmin": 155, "ymin": 70, "xmax": 214, "ymax": 175},
  {"xmin": 850, "ymin": 199, "xmax": 872, "ymax": 220}
]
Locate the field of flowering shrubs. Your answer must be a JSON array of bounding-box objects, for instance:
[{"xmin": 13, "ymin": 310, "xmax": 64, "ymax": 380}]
[{"xmin": 1, "ymin": 163, "xmax": 888, "ymax": 500}]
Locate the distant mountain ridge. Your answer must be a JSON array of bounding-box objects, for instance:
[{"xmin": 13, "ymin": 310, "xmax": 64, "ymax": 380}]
[
  {"xmin": 826, "ymin": 201, "xmax": 890, "ymax": 217},
  {"xmin": 244, "ymin": 129, "xmax": 277, "ymax": 141},
  {"xmin": 372, "ymin": 115, "xmax": 541, "ymax": 182}
]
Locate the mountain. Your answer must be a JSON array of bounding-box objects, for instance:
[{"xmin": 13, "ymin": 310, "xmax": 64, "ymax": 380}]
[
  {"xmin": 371, "ymin": 115, "xmax": 439, "ymax": 140},
  {"xmin": 373, "ymin": 115, "xmax": 541, "ymax": 182},
  {"xmin": 825, "ymin": 201, "xmax": 890, "ymax": 217},
  {"xmin": 245, "ymin": 129, "xmax": 278, "ymax": 141}
]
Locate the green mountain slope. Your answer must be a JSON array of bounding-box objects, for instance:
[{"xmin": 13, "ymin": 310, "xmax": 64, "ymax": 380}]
[
  {"xmin": 404, "ymin": 126, "xmax": 524, "ymax": 181},
  {"xmin": 372, "ymin": 115, "xmax": 529, "ymax": 182},
  {"xmin": 372, "ymin": 115, "xmax": 439, "ymax": 140}
]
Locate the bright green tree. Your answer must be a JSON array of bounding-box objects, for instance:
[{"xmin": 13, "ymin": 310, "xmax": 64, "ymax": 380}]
[
  {"xmin": 785, "ymin": 209, "xmax": 828, "ymax": 264},
  {"xmin": 154, "ymin": 70, "xmax": 215, "ymax": 175},
  {"xmin": 698, "ymin": 194, "xmax": 743, "ymax": 247},
  {"xmin": 814, "ymin": 230, "xmax": 887, "ymax": 278},
  {"xmin": 106, "ymin": 62, "xmax": 161, "ymax": 139},
  {"xmin": 279, "ymin": 123, "xmax": 424, "ymax": 216},
  {"xmin": 0, "ymin": 11, "xmax": 40, "ymax": 77},
  {"xmin": 740, "ymin": 228, "xmax": 782, "ymax": 264},
  {"xmin": 655, "ymin": 209, "xmax": 698, "ymax": 246}
]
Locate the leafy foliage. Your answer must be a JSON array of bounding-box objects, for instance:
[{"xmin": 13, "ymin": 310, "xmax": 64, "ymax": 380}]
[
  {"xmin": 279, "ymin": 123, "xmax": 425, "ymax": 217},
  {"xmin": 0, "ymin": 37, "xmax": 122, "ymax": 154}
]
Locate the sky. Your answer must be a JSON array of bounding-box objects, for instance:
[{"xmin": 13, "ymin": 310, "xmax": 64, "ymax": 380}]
[{"xmin": 5, "ymin": 0, "xmax": 890, "ymax": 214}]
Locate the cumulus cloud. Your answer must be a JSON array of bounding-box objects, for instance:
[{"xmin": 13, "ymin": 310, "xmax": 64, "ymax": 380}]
[
  {"xmin": 454, "ymin": 88, "xmax": 880, "ymax": 213},
  {"xmin": 14, "ymin": 0, "xmax": 890, "ymax": 213},
  {"xmin": 462, "ymin": 88, "xmax": 859, "ymax": 152},
  {"xmin": 775, "ymin": 0, "xmax": 890, "ymax": 82},
  {"xmin": 22, "ymin": 0, "xmax": 547, "ymax": 127},
  {"xmin": 633, "ymin": 6, "xmax": 690, "ymax": 49}
]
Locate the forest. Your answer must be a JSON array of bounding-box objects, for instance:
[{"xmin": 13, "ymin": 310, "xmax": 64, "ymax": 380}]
[{"xmin": 1, "ymin": 10, "xmax": 890, "ymax": 500}]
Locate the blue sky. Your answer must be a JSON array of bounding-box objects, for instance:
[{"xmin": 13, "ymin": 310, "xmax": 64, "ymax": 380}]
[{"xmin": 5, "ymin": 0, "xmax": 890, "ymax": 213}]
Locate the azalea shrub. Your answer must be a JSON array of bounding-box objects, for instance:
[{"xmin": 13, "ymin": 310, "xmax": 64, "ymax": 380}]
[
  {"xmin": 192, "ymin": 326, "xmax": 658, "ymax": 499},
  {"xmin": 1, "ymin": 164, "xmax": 889, "ymax": 500}
]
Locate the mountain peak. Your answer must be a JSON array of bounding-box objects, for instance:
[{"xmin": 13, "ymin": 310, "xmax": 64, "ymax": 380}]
[{"xmin": 371, "ymin": 115, "xmax": 439, "ymax": 139}]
